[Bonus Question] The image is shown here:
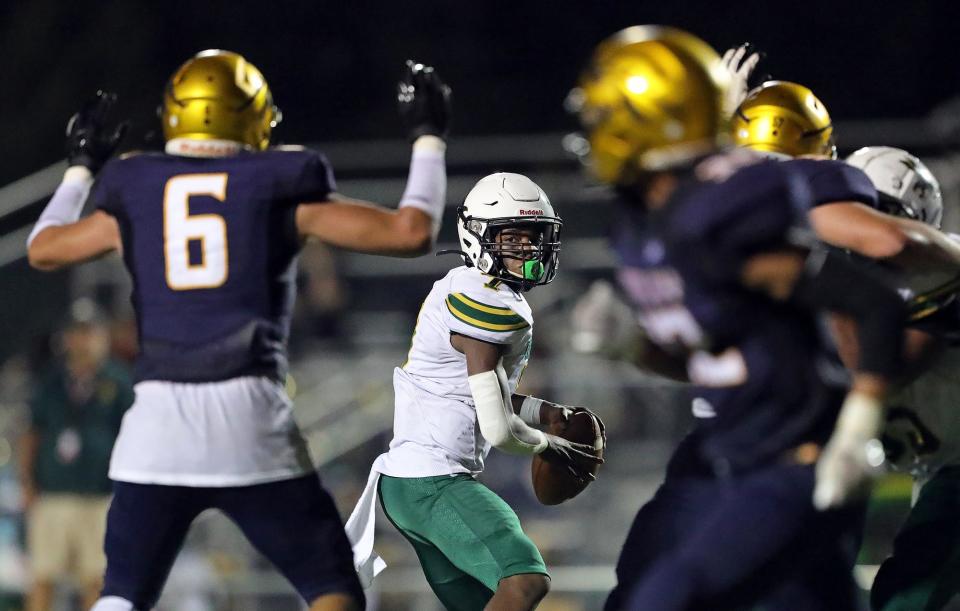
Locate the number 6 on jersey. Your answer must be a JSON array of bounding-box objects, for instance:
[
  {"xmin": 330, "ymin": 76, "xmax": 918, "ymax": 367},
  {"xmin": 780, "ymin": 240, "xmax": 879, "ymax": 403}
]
[{"xmin": 164, "ymin": 173, "xmax": 229, "ymax": 290}]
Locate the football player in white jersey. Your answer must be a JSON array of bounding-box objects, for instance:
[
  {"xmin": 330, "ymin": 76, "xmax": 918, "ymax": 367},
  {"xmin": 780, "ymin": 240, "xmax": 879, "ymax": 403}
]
[
  {"xmin": 843, "ymin": 147, "xmax": 960, "ymax": 611},
  {"xmin": 347, "ymin": 173, "xmax": 604, "ymax": 611}
]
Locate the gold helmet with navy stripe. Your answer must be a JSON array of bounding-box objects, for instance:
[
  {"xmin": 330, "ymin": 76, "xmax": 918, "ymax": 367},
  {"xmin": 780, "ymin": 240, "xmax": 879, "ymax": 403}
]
[
  {"xmin": 161, "ymin": 50, "xmax": 280, "ymax": 151},
  {"xmin": 457, "ymin": 173, "xmax": 562, "ymax": 291},
  {"xmin": 732, "ymin": 81, "xmax": 835, "ymax": 159},
  {"xmin": 568, "ymin": 25, "xmax": 731, "ymax": 185}
]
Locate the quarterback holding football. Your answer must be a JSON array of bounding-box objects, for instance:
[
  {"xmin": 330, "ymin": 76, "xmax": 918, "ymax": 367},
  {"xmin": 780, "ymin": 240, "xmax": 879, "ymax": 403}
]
[{"xmin": 347, "ymin": 172, "xmax": 604, "ymax": 611}]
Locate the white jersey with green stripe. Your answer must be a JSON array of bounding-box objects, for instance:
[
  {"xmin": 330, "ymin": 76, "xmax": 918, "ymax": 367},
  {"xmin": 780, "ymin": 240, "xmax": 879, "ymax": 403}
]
[
  {"xmin": 885, "ymin": 347, "xmax": 960, "ymax": 479},
  {"xmin": 378, "ymin": 266, "xmax": 533, "ymax": 478}
]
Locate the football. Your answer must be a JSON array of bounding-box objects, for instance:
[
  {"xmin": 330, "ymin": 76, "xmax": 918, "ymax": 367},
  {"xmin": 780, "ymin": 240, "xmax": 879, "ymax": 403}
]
[{"xmin": 531, "ymin": 411, "xmax": 603, "ymax": 505}]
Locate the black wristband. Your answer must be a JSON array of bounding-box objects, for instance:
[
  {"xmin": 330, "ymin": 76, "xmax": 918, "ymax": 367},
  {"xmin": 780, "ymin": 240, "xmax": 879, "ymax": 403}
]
[{"xmin": 791, "ymin": 247, "xmax": 905, "ymax": 378}]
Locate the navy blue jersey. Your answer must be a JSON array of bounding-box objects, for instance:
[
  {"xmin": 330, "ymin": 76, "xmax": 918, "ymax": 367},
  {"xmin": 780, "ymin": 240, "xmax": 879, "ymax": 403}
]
[
  {"xmin": 614, "ymin": 155, "xmax": 846, "ymax": 473},
  {"xmin": 91, "ymin": 147, "xmax": 336, "ymax": 383},
  {"xmin": 784, "ymin": 158, "xmax": 877, "ymax": 208}
]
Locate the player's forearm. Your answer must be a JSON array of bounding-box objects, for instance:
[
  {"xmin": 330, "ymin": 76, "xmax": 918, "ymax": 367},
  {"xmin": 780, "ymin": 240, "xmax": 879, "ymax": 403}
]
[
  {"xmin": 29, "ymin": 225, "xmax": 91, "ymax": 270},
  {"xmin": 298, "ymin": 199, "xmax": 434, "ymax": 256},
  {"xmin": 27, "ymin": 167, "xmax": 120, "ymax": 270},
  {"xmin": 810, "ymin": 202, "xmax": 909, "ymax": 259},
  {"xmin": 301, "ymin": 135, "xmax": 446, "ymax": 255},
  {"xmin": 888, "ymin": 217, "xmax": 960, "ymax": 270},
  {"xmin": 373, "ymin": 207, "xmax": 435, "ymax": 257},
  {"xmin": 28, "ymin": 211, "xmax": 121, "ymax": 271},
  {"xmin": 297, "ymin": 136, "xmax": 446, "ymax": 255},
  {"xmin": 28, "ymin": 228, "xmax": 65, "ymax": 271},
  {"xmin": 27, "ymin": 166, "xmax": 93, "ymax": 270},
  {"xmin": 471, "ymin": 368, "xmax": 547, "ymax": 455},
  {"xmin": 28, "ymin": 166, "xmax": 93, "ymax": 238}
]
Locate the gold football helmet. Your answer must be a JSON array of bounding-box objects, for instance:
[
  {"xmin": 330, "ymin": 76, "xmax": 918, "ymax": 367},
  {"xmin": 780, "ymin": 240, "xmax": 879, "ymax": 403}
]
[
  {"xmin": 161, "ymin": 50, "xmax": 280, "ymax": 150},
  {"xmin": 569, "ymin": 25, "xmax": 730, "ymax": 185},
  {"xmin": 731, "ymin": 81, "xmax": 834, "ymax": 158}
]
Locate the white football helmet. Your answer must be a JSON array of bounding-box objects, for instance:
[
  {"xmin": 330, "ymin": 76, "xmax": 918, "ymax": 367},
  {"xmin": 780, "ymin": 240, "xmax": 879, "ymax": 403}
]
[
  {"xmin": 456, "ymin": 173, "xmax": 562, "ymax": 290},
  {"xmin": 845, "ymin": 146, "xmax": 943, "ymax": 228}
]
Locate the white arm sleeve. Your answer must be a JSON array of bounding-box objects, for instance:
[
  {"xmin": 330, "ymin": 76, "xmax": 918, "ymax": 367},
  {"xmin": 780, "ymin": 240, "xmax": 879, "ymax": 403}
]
[
  {"xmin": 27, "ymin": 166, "xmax": 94, "ymax": 247},
  {"xmin": 398, "ymin": 135, "xmax": 446, "ymax": 237},
  {"xmin": 468, "ymin": 366, "xmax": 547, "ymax": 456}
]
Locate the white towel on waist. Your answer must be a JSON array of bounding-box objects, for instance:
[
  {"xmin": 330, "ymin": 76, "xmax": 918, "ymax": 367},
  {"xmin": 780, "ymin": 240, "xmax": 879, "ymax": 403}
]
[{"xmin": 345, "ymin": 455, "xmax": 388, "ymax": 588}]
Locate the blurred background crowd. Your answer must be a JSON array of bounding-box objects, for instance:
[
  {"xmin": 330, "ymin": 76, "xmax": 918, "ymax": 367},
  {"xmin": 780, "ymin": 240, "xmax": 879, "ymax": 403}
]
[{"xmin": 1, "ymin": 1, "xmax": 960, "ymax": 609}]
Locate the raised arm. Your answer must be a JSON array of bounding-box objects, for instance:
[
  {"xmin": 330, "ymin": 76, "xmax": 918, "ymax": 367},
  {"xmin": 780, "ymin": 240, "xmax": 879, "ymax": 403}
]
[
  {"xmin": 296, "ymin": 61, "xmax": 451, "ymax": 257},
  {"xmin": 296, "ymin": 137, "xmax": 445, "ymax": 257},
  {"xmin": 29, "ymin": 208, "xmax": 120, "ymax": 271},
  {"xmin": 27, "ymin": 91, "xmax": 126, "ymax": 271}
]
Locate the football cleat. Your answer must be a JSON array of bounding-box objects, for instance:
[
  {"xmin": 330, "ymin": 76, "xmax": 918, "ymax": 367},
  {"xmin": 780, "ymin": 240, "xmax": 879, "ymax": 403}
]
[
  {"xmin": 569, "ymin": 25, "xmax": 730, "ymax": 185},
  {"xmin": 455, "ymin": 173, "xmax": 562, "ymax": 291},
  {"xmin": 161, "ymin": 50, "xmax": 280, "ymax": 150},
  {"xmin": 731, "ymin": 81, "xmax": 835, "ymax": 159}
]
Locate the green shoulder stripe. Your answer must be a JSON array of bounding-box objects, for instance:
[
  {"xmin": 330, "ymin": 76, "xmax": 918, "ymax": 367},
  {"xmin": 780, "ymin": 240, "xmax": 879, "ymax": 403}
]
[{"xmin": 446, "ymin": 293, "xmax": 529, "ymax": 332}]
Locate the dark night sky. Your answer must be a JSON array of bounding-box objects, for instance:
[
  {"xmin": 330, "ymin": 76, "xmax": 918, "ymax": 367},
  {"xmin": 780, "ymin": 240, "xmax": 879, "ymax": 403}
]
[
  {"xmin": 1, "ymin": 0, "xmax": 959, "ymax": 361},
  {"xmin": 2, "ymin": 0, "xmax": 959, "ymax": 185}
]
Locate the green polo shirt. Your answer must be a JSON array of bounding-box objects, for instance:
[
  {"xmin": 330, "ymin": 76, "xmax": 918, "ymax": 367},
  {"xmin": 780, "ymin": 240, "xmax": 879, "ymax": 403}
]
[{"xmin": 30, "ymin": 360, "xmax": 133, "ymax": 495}]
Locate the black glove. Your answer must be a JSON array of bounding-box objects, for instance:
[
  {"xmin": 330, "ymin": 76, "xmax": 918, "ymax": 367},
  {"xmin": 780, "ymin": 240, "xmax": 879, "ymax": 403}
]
[
  {"xmin": 570, "ymin": 407, "xmax": 607, "ymax": 450},
  {"xmin": 540, "ymin": 434, "xmax": 603, "ymax": 484},
  {"xmin": 397, "ymin": 60, "xmax": 451, "ymax": 142},
  {"xmin": 66, "ymin": 90, "xmax": 128, "ymax": 173}
]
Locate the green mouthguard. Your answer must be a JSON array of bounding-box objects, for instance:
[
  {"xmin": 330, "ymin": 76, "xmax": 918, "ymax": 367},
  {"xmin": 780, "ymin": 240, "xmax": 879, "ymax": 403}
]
[{"xmin": 523, "ymin": 260, "xmax": 545, "ymax": 281}]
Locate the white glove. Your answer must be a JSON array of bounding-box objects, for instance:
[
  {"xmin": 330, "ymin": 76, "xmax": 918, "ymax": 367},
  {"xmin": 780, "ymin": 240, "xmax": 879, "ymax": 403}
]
[
  {"xmin": 721, "ymin": 44, "xmax": 762, "ymax": 118},
  {"xmin": 813, "ymin": 392, "xmax": 887, "ymax": 510},
  {"xmin": 570, "ymin": 280, "xmax": 638, "ymax": 357}
]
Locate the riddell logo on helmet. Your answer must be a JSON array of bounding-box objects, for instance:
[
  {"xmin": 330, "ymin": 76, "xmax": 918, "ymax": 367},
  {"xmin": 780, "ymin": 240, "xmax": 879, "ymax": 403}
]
[
  {"xmin": 520, "ymin": 209, "xmax": 543, "ymax": 215},
  {"xmin": 168, "ymin": 139, "xmax": 242, "ymax": 157}
]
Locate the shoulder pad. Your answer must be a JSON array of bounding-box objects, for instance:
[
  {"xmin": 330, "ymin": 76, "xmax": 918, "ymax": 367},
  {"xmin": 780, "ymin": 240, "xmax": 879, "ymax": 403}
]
[
  {"xmin": 669, "ymin": 160, "xmax": 811, "ymax": 244},
  {"xmin": 445, "ymin": 268, "xmax": 531, "ymax": 337},
  {"xmin": 664, "ymin": 162, "xmax": 813, "ymax": 284},
  {"xmin": 445, "ymin": 292, "xmax": 529, "ymax": 333}
]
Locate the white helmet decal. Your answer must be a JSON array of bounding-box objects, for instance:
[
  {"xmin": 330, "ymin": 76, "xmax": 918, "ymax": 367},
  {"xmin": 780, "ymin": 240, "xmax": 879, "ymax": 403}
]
[
  {"xmin": 846, "ymin": 146, "xmax": 943, "ymax": 228},
  {"xmin": 455, "ymin": 173, "xmax": 562, "ymax": 290}
]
